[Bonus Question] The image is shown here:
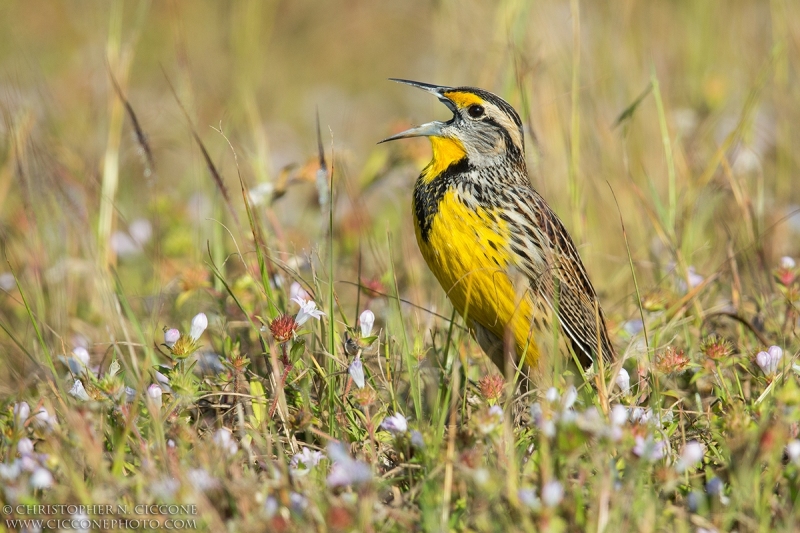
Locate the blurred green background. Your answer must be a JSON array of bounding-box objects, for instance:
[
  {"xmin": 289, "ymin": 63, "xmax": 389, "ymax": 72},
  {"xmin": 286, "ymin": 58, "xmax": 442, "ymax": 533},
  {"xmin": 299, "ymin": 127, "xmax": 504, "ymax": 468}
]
[{"xmin": 1, "ymin": 0, "xmax": 798, "ymax": 390}]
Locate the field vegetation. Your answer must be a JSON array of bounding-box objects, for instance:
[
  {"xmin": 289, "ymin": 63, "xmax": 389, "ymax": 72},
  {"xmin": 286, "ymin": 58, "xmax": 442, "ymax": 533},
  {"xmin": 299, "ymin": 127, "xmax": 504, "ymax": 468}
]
[{"xmin": 0, "ymin": 1, "xmax": 799, "ymax": 531}]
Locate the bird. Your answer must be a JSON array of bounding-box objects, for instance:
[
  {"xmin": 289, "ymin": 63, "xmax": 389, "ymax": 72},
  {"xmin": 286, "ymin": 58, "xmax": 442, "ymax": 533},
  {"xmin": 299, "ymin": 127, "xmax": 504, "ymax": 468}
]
[{"xmin": 380, "ymin": 79, "xmax": 615, "ymax": 376}]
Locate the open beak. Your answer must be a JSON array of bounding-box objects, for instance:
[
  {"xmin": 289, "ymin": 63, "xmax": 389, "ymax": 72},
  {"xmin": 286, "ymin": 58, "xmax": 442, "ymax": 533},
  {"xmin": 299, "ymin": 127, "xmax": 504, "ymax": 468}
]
[{"xmin": 378, "ymin": 79, "xmax": 456, "ymax": 144}]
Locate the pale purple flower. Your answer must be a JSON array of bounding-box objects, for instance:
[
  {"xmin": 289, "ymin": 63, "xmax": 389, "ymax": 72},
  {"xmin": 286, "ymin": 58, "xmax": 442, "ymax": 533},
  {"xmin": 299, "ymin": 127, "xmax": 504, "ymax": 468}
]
[
  {"xmin": 290, "ymin": 447, "xmax": 324, "ymax": 475},
  {"xmin": 0, "ymin": 272, "xmax": 15, "ymax": 291},
  {"xmin": 756, "ymin": 345, "xmax": 783, "ymax": 377},
  {"xmin": 14, "ymin": 402, "xmax": 30, "ymax": 428},
  {"xmin": 687, "ymin": 267, "xmax": 704, "ymax": 289},
  {"xmin": 264, "ymin": 496, "xmax": 279, "ymax": 518},
  {"xmin": 541, "ymin": 481, "xmax": 564, "ymax": 508},
  {"xmin": 290, "ymin": 492, "xmax": 307, "ymax": 513},
  {"xmin": 489, "ymin": 405, "xmax": 504, "ymax": 419},
  {"xmin": 475, "ymin": 405, "xmax": 504, "ymax": 435},
  {"xmin": 327, "ymin": 462, "xmax": 372, "ymax": 488},
  {"xmin": 781, "ymin": 256, "xmax": 796, "ymax": 269},
  {"xmin": 545, "ymin": 387, "xmax": 559, "ymax": 403},
  {"xmin": 622, "ymin": 319, "xmax": 644, "ymax": 336},
  {"xmin": 164, "ymin": 328, "xmax": 180, "ymax": 348},
  {"xmin": 629, "ymin": 407, "xmax": 649, "ymax": 424},
  {"xmin": 189, "ymin": 313, "xmax": 208, "ymax": 341},
  {"xmin": 68, "ymin": 380, "xmax": 91, "ymax": 402},
  {"xmin": 359, "ymin": 309, "xmax": 375, "ymax": 338},
  {"xmin": 610, "ymin": 404, "xmax": 628, "ymax": 427},
  {"xmin": 72, "ymin": 347, "xmax": 90, "ymax": 367},
  {"xmin": 615, "ymin": 368, "xmax": 630, "ymax": 395},
  {"xmin": 0, "ymin": 460, "xmax": 21, "ymax": 480},
  {"xmin": 17, "ymin": 438, "xmax": 34, "ymax": 456},
  {"xmin": 530, "ymin": 402, "xmax": 556, "ymax": 438},
  {"xmin": 518, "ymin": 488, "xmax": 540, "ymax": 509},
  {"xmin": 248, "ymin": 182, "xmax": 276, "ymax": 207},
  {"xmin": 212, "ymin": 428, "xmax": 238, "ymax": 456},
  {"xmin": 561, "ymin": 386, "xmax": 578, "ymax": 410},
  {"xmin": 111, "ymin": 231, "xmax": 140, "ymax": 257},
  {"xmin": 633, "ymin": 435, "xmax": 666, "ymax": 462},
  {"xmin": 129, "ymin": 219, "xmax": 152, "ymax": 245},
  {"xmin": 32, "ymin": 407, "xmax": 56, "ymax": 431},
  {"xmin": 787, "ymin": 440, "xmax": 800, "ymax": 464},
  {"xmin": 29, "ymin": 467, "xmax": 53, "ymax": 489},
  {"xmin": 349, "ymin": 358, "xmax": 365, "ymax": 389},
  {"xmin": 289, "ymin": 282, "xmax": 310, "ymax": 302},
  {"xmin": 410, "ymin": 430, "xmax": 425, "ymax": 449},
  {"xmin": 575, "ymin": 407, "xmax": 605, "ymax": 435},
  {"xmin": 20, "ymin": 454, "xmax": 38, "ymax": 472},
  {"xmin": 293, "ymin": 297, "xmax": 325, "ymax": 326},
  {"xmin": 675, "ymin": 440, "xmax": 704, "ymax": 472},
  {"xmin": 381, "ymin": 412, "xmax": 408, "ymax": 435},
  {"xmin": 147, "ymin": 384, "xmax": 163, "ymax": 409},
  {"xmin": 326, "ymin": 442, "xmax": 371, "ymax": 488},
  {"xmin": 186, "ymin": 468, "xmax": 219, "ymax": 491}
]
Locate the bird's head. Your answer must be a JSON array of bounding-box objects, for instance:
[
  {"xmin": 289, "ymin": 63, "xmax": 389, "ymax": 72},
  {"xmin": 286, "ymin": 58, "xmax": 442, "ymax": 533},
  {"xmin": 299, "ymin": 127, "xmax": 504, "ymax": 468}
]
[{"xmin": 380, "ymin": 79, "xmax": 525, "ymax": 173}]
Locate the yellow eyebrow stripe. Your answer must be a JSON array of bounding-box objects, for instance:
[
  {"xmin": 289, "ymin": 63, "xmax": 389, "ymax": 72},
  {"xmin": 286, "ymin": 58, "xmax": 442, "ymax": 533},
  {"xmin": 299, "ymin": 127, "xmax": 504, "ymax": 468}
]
[{"xmin": 443, "ymin": 91, "xmax": 484, "ymax": 109}]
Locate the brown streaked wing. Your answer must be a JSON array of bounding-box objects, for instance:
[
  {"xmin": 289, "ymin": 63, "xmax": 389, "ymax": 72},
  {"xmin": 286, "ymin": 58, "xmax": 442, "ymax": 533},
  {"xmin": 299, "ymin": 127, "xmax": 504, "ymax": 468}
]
[{"xmin": 503, "ymin": 185, "xmax": 616, "ymax": 366}]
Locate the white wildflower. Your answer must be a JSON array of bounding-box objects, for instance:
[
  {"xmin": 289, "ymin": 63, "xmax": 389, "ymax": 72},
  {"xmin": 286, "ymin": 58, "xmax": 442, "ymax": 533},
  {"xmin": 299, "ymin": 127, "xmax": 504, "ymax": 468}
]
[
  {"xmin": 381, "ymin": 413, "xmax": 408, "ymax": 435},
  {"xmin": 72, "ymin": 347, "xmax": 90, "ymax": 368},
  {"xmin": 615, "ymin": 368, "xmax": 630, "ymax": 395},
  {"xmin": 17, "ymin": 438, "xmax": 34, "ymax": 456},
  {"xmin": 0, "ymin": 272, "xmax": 15, "ymax": 291},
  {"xmin": 0, "ymin": 460, "xmax": 21, "ymax": 480},
  {"xmin": 633, "ymin": 435, "xmax": 666, "ymax": 462},
  {"xmin": 14, "ymin": 402, "xmax": 30, "ymax": 428},
  {"xmin": 687, "ymin": 267, "xmax": 704, "ymax": 289},
  {"xmin": 110, "ymin": 231, "xmax": 140, "ymax": 257},
  {"xmin": 787, "ymin": 440, "xmax": 800, "ymax": 464},
  {"xmin": 781, "ymin": 256, "xmax": 796, "ymax": 269},
  {"xmin": 128, "ymin": 218, "xmax": 152, "ymax": 245},
  {"xmin": 186, "ymin": 468, "xmax": 219, "ymax": 491},
  {"xmin": 545, "ymin": 387, "xmax": 559, "ymax": 403},
  {"xmin": 530, "ymin": 402, "xmax": 556, "ymax": 438},
  {"xmin": 541, "ymin": 481, "xmax": 564, "ymax": 508},
  {"xmin": 147, "ymin": 384, "xmax": 163, "ymax": 409},
  {"xmin": 518, "ymin": 488, "xmax": 540, "ymax": 509},
  {"xmin": 289, "ymin": 281, "xmax": 310, "ymax": 301},
  {"xmin": 68, "ymin": 380, "xmax": 91, "ymax": 402},
  {"xmin": 675, "ymin": 440, "xmax": 705, "ymax": 472},
  {"xmin": 561, "ymin": 386, "xmax": 578, "ymax": 410},
  {"xmin": 290, "ymin": 492, "xmax": 307, "ymax": 513},
  {"xmin": 164, "ymin": 328, "xmax": 180, "ymax": 348},
  {"xmin": 326, "ymin": 442, "xmax": 372, "ymax": 488},
  {"xmin": 212, "ymin": 428, "xmax": 238, "ymax": 456},
  {"xmin": 349, "ymin": 358, "xmax": 365, "ymax": 389},
  {"xmin": 359, "ymin": 309, "xmax": 375, "ymax": 338},
  {"xmin": 610, "ymin": 404, "xmax": 628, "ymax": 427},
  {"xmin": 293, "ymin": 297, "xmax": 325, "ymax": 326},
  {"xmin": 189, "ymin": 313, "xmax": 208, "ymax": 341},
  {"xmin": 29, "ymin": 467, "xmax": 53, "ymax": 489},
  {"xmin": 264, "ymin": 496, "xmax": 279, "ymax": 518},
  {"xmin": 32, "ymin": 407, "xmax": 56, "ymax": 431},
  {"xmin": 290, "ymin": 447, "xmax": 324, "ymax": 476},
  {"xmin": 756, "ymin": 345, "xmax": 783, "ymax": 377}
]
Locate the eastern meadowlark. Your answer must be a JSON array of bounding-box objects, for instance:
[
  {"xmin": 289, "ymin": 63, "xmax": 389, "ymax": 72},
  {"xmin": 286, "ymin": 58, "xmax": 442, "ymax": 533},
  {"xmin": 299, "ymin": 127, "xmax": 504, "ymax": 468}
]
[{"xmin": 381, "ymin": 79, "xmax": 615, "ymax": 375}]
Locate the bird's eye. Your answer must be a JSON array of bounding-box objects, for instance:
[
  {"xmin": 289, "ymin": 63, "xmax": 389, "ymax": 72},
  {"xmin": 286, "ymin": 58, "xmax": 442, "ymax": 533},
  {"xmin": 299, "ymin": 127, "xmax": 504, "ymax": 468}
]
[{"xmin": 467, "ymin": 104, "xmax": 485, "ymax": 118}]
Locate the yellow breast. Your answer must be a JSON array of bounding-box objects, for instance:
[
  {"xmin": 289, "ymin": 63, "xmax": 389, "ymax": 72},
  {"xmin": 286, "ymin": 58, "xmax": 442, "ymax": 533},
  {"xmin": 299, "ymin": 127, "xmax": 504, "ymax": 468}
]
[{"xmin": 415, "ymin": 188, "xmax": 540, "ymax": 366}]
